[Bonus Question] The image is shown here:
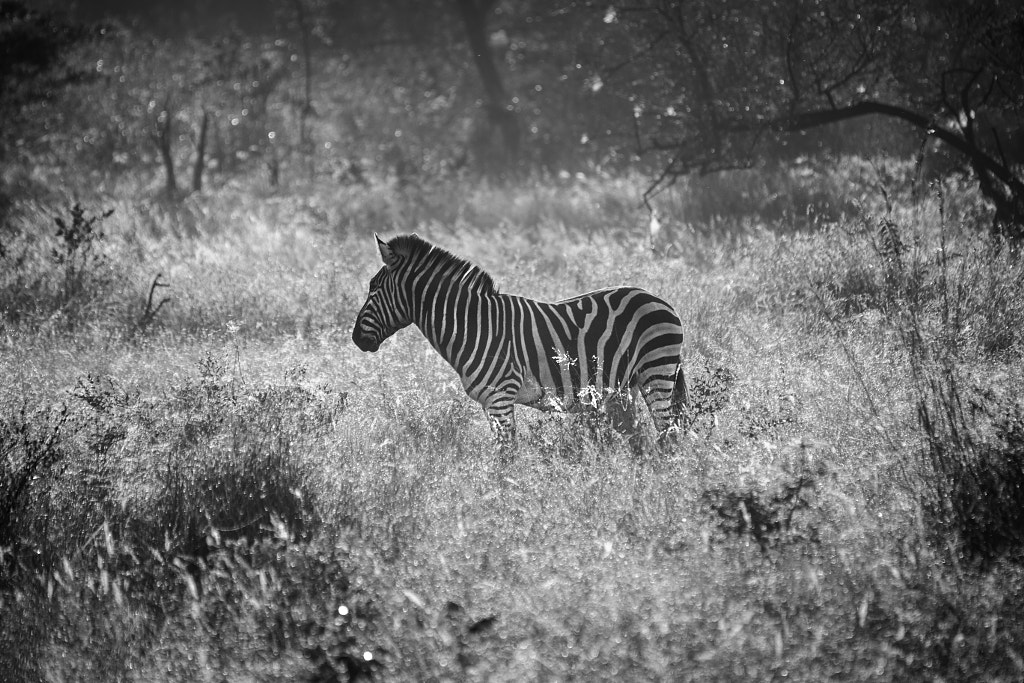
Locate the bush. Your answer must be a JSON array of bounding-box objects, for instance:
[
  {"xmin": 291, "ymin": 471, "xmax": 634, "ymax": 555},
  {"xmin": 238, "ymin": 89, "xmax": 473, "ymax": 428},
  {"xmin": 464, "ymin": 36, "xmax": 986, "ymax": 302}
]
[
  {"xmin": 4, "ymin": 527, "xmax": 385, "ymax": 681},
  {"xmin": 0, "ymin": 404, "xmax": 68, "ymax": 558},
  {"xmin": 702, "ymin": 474, "xmax": 818, "ymax": 551},
  {"xmin": 866, "ymin": 215, "xmax": 1024, "ymax": 564},
  {"xmin": 912, "ymin": 363, "xmax": 1024, "ymax": 565},
  {"xmin": 71, "ymin": 359, "xmax": 346, "ymax": 555},
  {"xmin": 0, "ymin": 202, "xmax": 118, "ymax": 329},
  {"xmin": 0, "ymin": 358, "xmax": 347, "ymax": 577}
]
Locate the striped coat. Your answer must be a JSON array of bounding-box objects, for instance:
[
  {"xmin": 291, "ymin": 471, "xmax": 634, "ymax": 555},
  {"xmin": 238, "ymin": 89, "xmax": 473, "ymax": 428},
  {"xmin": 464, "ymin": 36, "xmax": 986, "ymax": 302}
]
[{"xmin": 352, "ymin": 234, "xmax": 688, "ymax": 449}]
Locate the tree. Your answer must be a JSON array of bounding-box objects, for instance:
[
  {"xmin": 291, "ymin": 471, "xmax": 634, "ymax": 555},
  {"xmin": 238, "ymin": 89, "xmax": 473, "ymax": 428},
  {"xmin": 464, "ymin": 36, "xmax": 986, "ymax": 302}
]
[
  {"xmin": 77, "ymin": 28, "xmax": 292, "ymax": 197},
  {"xmin": 0, "ymin": 1, "xmax": 92, "ymax": 108},
  {"xmin": 277, "ymin": 0, "xmax": 334, "ymax": 183},
  {"xmin": 453, "ymin": 0, "xmax": 520, "ymax": 174},
  {"xmin": 0, "ymin": 2, "xmax": 94, "ymax": 221},
  {"xmin": 599, "ymin": 0, "xmax": 1024, "ymax": 237}
]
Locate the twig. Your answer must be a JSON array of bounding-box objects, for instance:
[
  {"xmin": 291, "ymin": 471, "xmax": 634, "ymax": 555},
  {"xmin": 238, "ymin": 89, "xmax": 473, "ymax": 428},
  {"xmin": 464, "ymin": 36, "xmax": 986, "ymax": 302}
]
[{"xmin": 135, "ymin": 273, "xmax": 171, "ymax": 336}]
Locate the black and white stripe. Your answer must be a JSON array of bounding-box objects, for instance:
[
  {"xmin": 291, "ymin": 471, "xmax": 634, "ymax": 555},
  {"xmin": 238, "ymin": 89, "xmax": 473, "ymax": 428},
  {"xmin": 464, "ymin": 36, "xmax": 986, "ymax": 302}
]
[{"xmin": 352, "ymin": 234, "xmax": 688, "ymax": 447}]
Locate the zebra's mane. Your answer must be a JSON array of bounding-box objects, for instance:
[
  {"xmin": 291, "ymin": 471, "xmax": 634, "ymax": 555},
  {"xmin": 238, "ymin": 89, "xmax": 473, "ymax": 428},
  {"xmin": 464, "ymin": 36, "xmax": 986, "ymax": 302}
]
[{"xmin": 391, "ymin": 234, "xmax": 498, "ymax": 295}]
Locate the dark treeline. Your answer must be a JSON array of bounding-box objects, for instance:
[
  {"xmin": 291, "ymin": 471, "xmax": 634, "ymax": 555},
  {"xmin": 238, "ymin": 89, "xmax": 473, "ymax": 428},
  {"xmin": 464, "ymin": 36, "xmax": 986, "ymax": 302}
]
[{"xmin": 3, "ymin": 0, "xmax": 1023, "ymax": 235}]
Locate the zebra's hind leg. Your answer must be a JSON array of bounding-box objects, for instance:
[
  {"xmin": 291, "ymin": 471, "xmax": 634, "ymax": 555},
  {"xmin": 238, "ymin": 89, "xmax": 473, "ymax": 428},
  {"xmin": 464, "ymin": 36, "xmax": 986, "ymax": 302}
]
[
  {"xmin": 637, "ymin": 369, "xmax": 687, "ymax": 451},
  {"xmin": 605, "ymin": 389, "xmax": 639, "ymax": 434},
  {"xmin": 670, "ymin": 364, "xmax": 692, "ymax": 433},
  {"xmin": 605, "ymin": 388, "xmax": 645, "ymax": 455}
]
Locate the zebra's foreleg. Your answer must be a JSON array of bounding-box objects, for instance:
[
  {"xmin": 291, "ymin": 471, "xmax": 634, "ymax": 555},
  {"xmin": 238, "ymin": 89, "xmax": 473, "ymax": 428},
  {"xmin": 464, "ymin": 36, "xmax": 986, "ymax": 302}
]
[
  {"xmin": 487, "ymin": 411, "xmax": 517, "ymax": 464},
  {"xmin": 487, "ymin": 411, "xmax": 516, "ymax": 441},
  {"xmin": 655, "ymin": 423, "xmax": 681, "ymax": 449},
  {"xmin": 482, "ymin": 389, "xmax": 518, "ymax": 462}
]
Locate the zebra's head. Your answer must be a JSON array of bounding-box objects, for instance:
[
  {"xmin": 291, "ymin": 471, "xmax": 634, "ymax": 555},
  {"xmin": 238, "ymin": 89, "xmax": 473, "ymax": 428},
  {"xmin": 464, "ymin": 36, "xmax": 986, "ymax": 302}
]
[{"xmin": 352, "ymin": 234, "xmax": 415, "ymax": 352}]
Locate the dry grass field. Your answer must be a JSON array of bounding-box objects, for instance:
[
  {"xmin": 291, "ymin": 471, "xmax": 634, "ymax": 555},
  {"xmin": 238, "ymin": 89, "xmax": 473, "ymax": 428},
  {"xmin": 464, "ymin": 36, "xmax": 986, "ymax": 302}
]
[{"xmin": 2, "ymin": 166, "xmax": 1024, "ymax": 681}]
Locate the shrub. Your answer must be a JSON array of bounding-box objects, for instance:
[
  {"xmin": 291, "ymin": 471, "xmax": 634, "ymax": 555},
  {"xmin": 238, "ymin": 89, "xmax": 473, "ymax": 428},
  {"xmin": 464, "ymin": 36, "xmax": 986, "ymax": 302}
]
[
  {"xmin": 911, "ymin": 362, "xmax": 1024, "ymax": 565},
  {"xmin": 701, "ymin": 474, "xmax": 818, "ymax": 551},
  {"xmin": 4, "ymin": 526, "xmax": 385, "ymax": 681},
  {"xmin": 51, "ymin": 203, "xmax": 114, "ymax": 301},
  {"xmin": 72, "ymin": 360, "xmax": 346, "ymax": 555},
  {"xmin": 872, "ymin": 217, "xmax": 1024, "ymax": 357},
  {"xmin": 867, "ymin": 214, "xmax": 1024, "ymax": 564},
  {"xmin": 0, "ymin": 202, "xmax": 118, "ymax": 329},
  {"xmin": 0, "ymin": 404, "xmax": 68, "ymax": 560},
  {"xmin": 683, "ymin": 362, "xmax": 736, "ymax": 436}
]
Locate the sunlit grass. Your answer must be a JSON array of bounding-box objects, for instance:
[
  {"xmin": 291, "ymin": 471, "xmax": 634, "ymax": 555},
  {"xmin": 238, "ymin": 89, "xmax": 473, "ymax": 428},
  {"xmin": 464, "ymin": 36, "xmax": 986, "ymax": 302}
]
[{"xmin": 2, "ymin": 169, "xmax": 1023, "ymax": 680}]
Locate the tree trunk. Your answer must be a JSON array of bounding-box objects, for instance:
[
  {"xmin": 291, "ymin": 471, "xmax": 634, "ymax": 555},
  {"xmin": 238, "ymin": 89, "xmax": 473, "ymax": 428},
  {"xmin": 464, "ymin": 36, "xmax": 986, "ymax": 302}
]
[
  {"xmin": 267, "ymin": 153, "xmax": 280, "ymax": 188},
  {"xmin": 191, "ymin": 109, "xmax": 209, "ymax": 193},
  {"xmin": 292, "ymin": 0, "xmax": 315, "ymax": 181},
  {"xmin": 151, "ymin": 98, "xmax": 177, "ymax": 200},
  {"xmin": 453, "ymin": 0, "xmax": 519, "ymax": 174}
]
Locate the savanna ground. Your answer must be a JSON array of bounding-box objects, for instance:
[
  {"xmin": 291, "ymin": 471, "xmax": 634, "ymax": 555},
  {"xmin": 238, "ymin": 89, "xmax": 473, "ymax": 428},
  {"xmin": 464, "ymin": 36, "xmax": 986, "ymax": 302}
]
[{"xmin": 2, "ymin": 161, "xmax": 1024, "ymax": 681}]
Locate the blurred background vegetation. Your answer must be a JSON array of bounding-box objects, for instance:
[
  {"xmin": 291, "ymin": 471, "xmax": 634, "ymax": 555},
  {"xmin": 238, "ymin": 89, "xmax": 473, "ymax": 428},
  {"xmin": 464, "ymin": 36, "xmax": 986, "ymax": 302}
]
[{"xmin": 2, "ymin": 0, "xmax": 1022, "ymax": 232}]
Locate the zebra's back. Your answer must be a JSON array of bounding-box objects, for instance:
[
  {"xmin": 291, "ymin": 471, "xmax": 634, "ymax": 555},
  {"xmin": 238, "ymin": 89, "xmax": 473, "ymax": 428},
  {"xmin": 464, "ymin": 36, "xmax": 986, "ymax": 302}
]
[{"xmin": 503, "ymin": 286, "xmax": 683, "ymax": 415}]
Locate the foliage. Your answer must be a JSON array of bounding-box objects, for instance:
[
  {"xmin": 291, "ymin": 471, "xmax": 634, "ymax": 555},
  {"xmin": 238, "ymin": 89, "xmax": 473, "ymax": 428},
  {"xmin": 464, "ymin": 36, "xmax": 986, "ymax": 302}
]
[
  {"xmin": 0, "ymin": 1, "xmax": 97, "ymax": 221},
  {"xmin": 62, "ymin": 360, "xmax": 345, "ymax": 555},
  {"xmin": 0, "ymin": 202, "xmax": 121, "ymax": 330},
  {"xmin": 702, "ymin": 473, "xmax": 817, "ymax": 551},
  {"xmin": 0, "ymin": 1, "xmax": 93, "ymax": 108},
  {"xmin": 598, "ymin": 0, "xmax": 1024, "ymax": 236},
  {"xmin": 912, "ymin": 363, "xmax": 1024, "ymax": 565},
  {"xmin": 3, "ymin": 524, "xmax": 385, "ymax": 681},
  {"xmin": 52, "ymin": 203, "xmax": 114, "ymax": 299},
  {"xmin": 0, "ymin": 404, "xmax": 68, "ymax": 553},
  {"xmin": 863, "ymin": 213, "xmax": 1024, "ymax": 564}
]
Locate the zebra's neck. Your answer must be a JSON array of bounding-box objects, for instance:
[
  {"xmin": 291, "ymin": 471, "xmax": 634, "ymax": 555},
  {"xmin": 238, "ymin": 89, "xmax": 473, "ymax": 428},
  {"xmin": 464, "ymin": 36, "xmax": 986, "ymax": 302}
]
[{"xmin": 408, "ymin": 253, "xmax": 499, "ymax": 369}]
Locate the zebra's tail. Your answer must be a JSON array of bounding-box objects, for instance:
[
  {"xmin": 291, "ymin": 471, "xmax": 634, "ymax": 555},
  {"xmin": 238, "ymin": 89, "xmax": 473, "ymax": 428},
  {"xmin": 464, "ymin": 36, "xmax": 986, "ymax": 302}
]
[{"xmin": 670, "ymin": 363, "xmax": 691, "ymax": 431}]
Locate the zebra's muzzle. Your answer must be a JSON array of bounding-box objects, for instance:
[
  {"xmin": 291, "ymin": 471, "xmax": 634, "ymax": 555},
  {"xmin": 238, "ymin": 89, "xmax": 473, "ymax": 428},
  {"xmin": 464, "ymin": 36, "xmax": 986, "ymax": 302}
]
[{"xmin": 352, "ymin": 328, "xmax": 380, "ymax": 352}]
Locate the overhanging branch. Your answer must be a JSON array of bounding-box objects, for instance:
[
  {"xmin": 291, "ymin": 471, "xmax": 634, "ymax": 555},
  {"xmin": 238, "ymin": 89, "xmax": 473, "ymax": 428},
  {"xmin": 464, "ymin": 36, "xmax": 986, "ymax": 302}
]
[{"xmin": 727, "ymin": 101, "xmax": 1024, "ymax": 198}]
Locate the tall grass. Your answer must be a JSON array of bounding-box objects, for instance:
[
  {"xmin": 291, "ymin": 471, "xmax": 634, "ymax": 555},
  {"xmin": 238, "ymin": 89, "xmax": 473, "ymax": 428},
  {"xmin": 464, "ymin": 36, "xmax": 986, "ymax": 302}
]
[
  {"xmin": 870, "ymin": 213, "xmax": 1024, "ymax": 565},
  {"xmin": 2, "ymin": 165, "xmax": 1024, "ymax": 680}
]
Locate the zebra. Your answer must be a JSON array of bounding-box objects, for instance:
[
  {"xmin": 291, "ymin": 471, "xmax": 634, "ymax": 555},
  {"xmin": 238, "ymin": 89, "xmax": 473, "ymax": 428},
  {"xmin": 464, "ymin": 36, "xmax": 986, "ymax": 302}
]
[{"xmin": 352, "ymin": 233, "xmax": 689, "ymax": 451}]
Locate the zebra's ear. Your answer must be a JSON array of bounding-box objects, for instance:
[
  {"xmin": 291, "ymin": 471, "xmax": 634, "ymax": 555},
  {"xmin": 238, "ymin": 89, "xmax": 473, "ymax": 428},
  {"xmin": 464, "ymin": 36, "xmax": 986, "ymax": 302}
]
[{"xmin": 376, "ymin": 233, "xmax": 399, "ymax": 269}]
